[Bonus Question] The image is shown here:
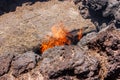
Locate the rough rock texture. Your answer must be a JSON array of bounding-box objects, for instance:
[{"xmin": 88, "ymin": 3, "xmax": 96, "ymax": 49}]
[
  {"xmin": 0, "ymin": 53, "xmax": 14, "ymax": 76},
  {"xmin": 87, "ymin": 26, "xmax": 120, "ymax": 80},
  {"xmin": 40, "ymin": 45, "xmax": 100, "ymax": 80},
  {"xmin": 78, "ymin": 31, "xmax": 97, "ymax": 46},
  {"xmin": 12, "ymin": 51, "xmax": 40, "ymax": 77},
  {"xmin": 0, "ymin": 0, "xmax": 95, "ymax": 55},
  {"xmin": 0, "ymin": 69, "xmax": 44, "ymax": 80},
  {"xmin": 74, "ymin": 0, "xmax": 120, "ymax": 30},
  {"xmin": 0, "ymin": 51, "xmax": 43, "ymax": 80},
  {"xmin": 103, "ymin": 0, "xmax": 120, "ymax": 23},
  {"xmin": 39, "ymin": 25, "xmax": 120, "ymax": 80},
  {"xmin": 0, "ymin": 0, "xmax": 120, "ymax": 80},
  {"xmin": 1, "ymin": 25, "xmax": 119, "ymax": 80}
]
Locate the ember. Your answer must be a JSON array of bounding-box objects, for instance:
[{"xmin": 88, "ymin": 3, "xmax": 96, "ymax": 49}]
[{"xmin": 40, "ymin": 22, "xmax": 83, "ymax": 53}]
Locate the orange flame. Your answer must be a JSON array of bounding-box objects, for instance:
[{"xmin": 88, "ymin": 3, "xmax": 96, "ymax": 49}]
[{"xmin": 40, "ymin": 22, "xmax": 83, "ymax": 53}]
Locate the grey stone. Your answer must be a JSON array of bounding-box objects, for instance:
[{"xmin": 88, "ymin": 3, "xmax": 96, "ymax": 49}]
[
  {"xmin": 12, "ymin": 51, "xmax": 40, "ymax": 77},
  {"xmin": 40, "ymin": 45, "xmax": 100, "ymax": 80},
  {"xmin": 78, "ymin": 32, "xmax": 97, "ymax": 46},
  {"xmin": 0, "ymin": 53, "xmax": 14, "ymax": 76},
  {"xmin": 87, "ymin": 26, "xmax": 120, "ymax": 80}
]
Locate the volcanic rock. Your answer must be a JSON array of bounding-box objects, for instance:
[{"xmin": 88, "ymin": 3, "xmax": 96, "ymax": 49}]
[
  {"xmin": 0, "ymin": 53, "xmax": 14, "ymax": 76},
  {"xmin": 0, "ymin": 0, "xmax": 120, "ymax": 80},
  {"xmin": 103, "ymin": 0, "xmax": 120, "ymax": 23},
  {"xmin": 74, "ymin": 0, "xmax": 120, "ymax": 30},
  {"xmin": 40, "ymin": 45, "xmax": 100, "ymax": 80},
  {"xmin": 78, "ymin": 31, "xmax": 97, "ymax": 46},
  {"xmin": 12, "ymin": 51, "xmax": 40, "ymax": 77},
  {"xmin": 86, "ymin": 0, "xmax": 108, "ymax": 11},
  {"xmin": 87, "ymin": 25, "xmax": 120, "ymax": 80},
  {"xmin": 0, "ymin": 74, "xmax": 13, "ymax": 80}
]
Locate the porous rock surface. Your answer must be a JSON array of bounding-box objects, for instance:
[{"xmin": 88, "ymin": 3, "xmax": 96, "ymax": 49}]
[
  {"xmin": 87, "ymin": 25, "xmax": 120, "ymax": 80},
  {"xmin": 0, "ymin": 0, "xmax": 120, "ymax": 80},
  {"xmin": 0, "ymin": 53, "xmax": 14, "ymax": 76},
  {"xmin": 39, "ymin": 25, "xmax": 120, "ymax": 80},
  {"xmin": 74, "ymin": 0, "xmax": 120, "ymax": 30},
  {"xmin": 0, "ymin": 0, "xmax": 95, "ymax": 55},
  {"xmin": 40, "ymin": 45, "xmax": 100, "ymax": 80},
  {"xmin": 78, "ymin": 31, "xmax": 97, "ymax": 46},
  {"xmin": 0, "ymin": 21, "xmax": 120, "ymax": 80},
  {"xmin": 12, "ymin": 51, "xmax": 40, "ymax": 77},
  {"xmin": 0, "ymin": 51, "xmax": 42, "ymax": 80}
]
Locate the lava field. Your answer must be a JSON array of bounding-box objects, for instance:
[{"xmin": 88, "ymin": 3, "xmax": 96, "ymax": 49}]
[{"xmin": 0, "ymin": 0, "xmax": 120, "ymax": 80}]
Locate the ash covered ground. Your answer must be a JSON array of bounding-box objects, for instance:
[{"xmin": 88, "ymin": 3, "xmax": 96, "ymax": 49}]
[{"xmin": 0, "ymin": 0, "xmax": 120, "ymax": 80}]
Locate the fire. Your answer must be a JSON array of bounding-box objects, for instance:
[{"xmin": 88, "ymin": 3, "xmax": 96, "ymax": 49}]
[{"xmin": 40, "ymin": 22, "xmax": 83, "ymax": 53}]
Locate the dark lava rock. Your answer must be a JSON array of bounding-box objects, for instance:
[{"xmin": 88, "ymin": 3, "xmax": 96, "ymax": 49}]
[
  {"xmin": 0, "ymin": 53, "xmax": 14, "ymax": 76},
  {"xmin": 40, "ymin": 45, "xmax": 100, "ymax": 80},
  {"xmin": 74, "ymin": 0, "xmax": 120, "ymax": 30},
  {"xmin": 87, "ymin": 25, "xmax": 120, "ymax": 80},
  {"xmin": 12, "ymin": 51, "xmax": 40, "ymax": 77},
  {"xmin": 103, "ymin": 0, "xmax": 120, "ymax": 23},
  {"xmin": 87, "ymin": 0, "xmax": 108, "ymax": 11},
  {"xmin": 78, "ymin": 31, "xmax": 97, "ymax": 46}
]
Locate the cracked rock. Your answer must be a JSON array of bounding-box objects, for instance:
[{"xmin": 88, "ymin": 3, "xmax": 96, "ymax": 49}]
[
  {"xmin": 87, "ymin": 25, "xmax": 120, "ymax": 80},
  {"xmin": 74, "ymin": 0, "xmax": 120, "ymax": 30},
  {"xmin": 12, "ymin": 51, "xmax": 40, "ymax": 77},
  {"xmin": 0, "ymin": 53, "xmax": 14, "ymax": 76},
  {"xmin": 40, "ymin": 45, "xmax": 100, "ymax": 80}
]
